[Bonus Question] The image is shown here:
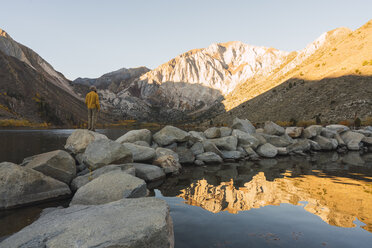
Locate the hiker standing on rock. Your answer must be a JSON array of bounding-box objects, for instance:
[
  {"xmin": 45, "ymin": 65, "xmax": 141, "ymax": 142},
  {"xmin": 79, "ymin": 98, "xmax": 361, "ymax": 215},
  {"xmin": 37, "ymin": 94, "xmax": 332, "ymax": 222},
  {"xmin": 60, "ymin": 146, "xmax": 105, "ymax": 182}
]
[{"xmin": 85, "ymin": 86, "xmax": 100, "ymax": 131}]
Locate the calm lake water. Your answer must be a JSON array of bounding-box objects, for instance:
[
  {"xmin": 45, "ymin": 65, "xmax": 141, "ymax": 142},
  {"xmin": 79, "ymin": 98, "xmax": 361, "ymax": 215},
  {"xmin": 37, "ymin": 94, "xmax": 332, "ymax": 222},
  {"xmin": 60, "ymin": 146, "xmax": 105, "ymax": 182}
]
[{"xmin": 1, "ymin": 129, "xmax": 372, "ymax": 247}]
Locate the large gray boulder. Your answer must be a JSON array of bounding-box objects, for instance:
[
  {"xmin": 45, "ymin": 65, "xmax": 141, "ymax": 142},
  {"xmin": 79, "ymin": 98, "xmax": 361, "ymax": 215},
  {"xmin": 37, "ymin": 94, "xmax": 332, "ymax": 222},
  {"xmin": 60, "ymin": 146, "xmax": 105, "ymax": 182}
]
[
  {"xmin": 64, "ymin": 129, "xmax": 108, "ymax": 154},
  {"xmin": 128, "ymin": 163, "xmax": 166, "ymax": 182},
  {"xmin": 153, "ymin": 155, "xmax": 182, "ymax": 175},
  {"xmin": 70, "ymin": 171, "xmax": 147, "ymax": 205},
  {"xmin": 285, "ymin": 127, "xmax": 303, "ymax": 138},
  {"xmin": 83, "ymin": 139, "xmax": 133, "ymax": 170},
  {"xmin": 153, "ymin": 125, "xmax": 189, "ymax": 146},
  {"xmin": 122, "ymin": 143, "xmax": 156, "ymax": 162},
  {"xmin": 263, "ymin": 121, "xmax": 285, "ymax": 136},
  {"xmin": 2, "ymin": 198, "xmax": 174, "ymax": 248},
  {"xmin": 313, "ymin": 136, "xmax": 335, "ymax": 150},
  {"xmin": 232, "ymin": 129, "xmax": 260, "ymax": 149},
  {"xmin": 174, "ymin": 147, "xmax": 195, "ymax": 164},
  {"xmin": 196, "ymin": 152, "xmax": 223, "ymax": 164},
  {"xmin": 208, "ymin": 136, "xmax": 238, "ymax": 151},
  {"xmin": 115, "ymin": 129, "xmax": 152, "ymax": 145},
  {"xmin": 155, "ymin": 147, "xmax": 180, "ymax": 161},
  {"xmin": 231, "ymin": 117, "xmax": 256, "ymax": 134},
  {"xmin": 0, "ymin": 162, "xmax": 71, "ymax": 209},
  {"xmin": 256, "ymin": 143, "xmax": 278, "ymax": 158},
  {"xmin": 24, "ymin": 150, "xmax": 76, "ymax": 184},
  {"xmin": 302, "ymin": 125, "xmax": 323, "ymax": 139},
  {"xmin": 204, "ymin": 127, "xmax": 221, "ymax": 139},
  {"xmin": 341, "ymin": 131, "xmax": 365, "ymax": 150},
  {"xmin": 70, "ymin": 164, "xmax": 135, "ymax": 191}
]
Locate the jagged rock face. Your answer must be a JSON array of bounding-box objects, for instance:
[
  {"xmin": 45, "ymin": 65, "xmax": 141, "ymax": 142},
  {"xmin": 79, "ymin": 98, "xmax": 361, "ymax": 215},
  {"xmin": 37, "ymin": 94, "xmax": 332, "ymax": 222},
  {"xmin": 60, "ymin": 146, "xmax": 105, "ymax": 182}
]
[
  {"xmin": 93, "ymin": 25, "xmax": 362, "ymax": 122},
  {"xmin": 140, "ymin": 42, "xmax": 289, "ymax": 96},
  {"xmin": 94, "ymin": 42, "xmax": 296, "ymax": 121}
]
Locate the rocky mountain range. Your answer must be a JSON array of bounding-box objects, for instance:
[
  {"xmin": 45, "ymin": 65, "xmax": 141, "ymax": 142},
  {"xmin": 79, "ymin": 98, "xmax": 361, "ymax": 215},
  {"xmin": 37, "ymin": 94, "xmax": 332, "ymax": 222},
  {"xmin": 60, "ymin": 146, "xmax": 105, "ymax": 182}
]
[
  {"xmin": 0, "ymin": 19, "xmax": 371, "ymax": 126},
  {"xmin": 78, "ymin": 19, "xmax": 371, "ymax": 124}
]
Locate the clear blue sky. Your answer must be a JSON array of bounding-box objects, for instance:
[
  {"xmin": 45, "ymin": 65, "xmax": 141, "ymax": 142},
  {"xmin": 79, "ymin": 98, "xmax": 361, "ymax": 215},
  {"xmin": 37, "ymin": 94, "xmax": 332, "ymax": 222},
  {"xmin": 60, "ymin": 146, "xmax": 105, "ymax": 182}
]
[{"xmin": 1, "ymin": 0, "xmax": 371, "ymax": 80}]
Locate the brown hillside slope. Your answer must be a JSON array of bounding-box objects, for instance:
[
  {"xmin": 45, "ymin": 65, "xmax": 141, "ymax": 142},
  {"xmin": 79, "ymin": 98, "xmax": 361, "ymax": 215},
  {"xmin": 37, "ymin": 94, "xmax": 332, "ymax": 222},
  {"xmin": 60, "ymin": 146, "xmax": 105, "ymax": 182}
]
[
  {"xmin": 0, "ymin": 50, "xmax": 89, "ymax": 126},
  {"xmin": 214, "ymin": 20, "xmax": 372, "ymax": 124}
]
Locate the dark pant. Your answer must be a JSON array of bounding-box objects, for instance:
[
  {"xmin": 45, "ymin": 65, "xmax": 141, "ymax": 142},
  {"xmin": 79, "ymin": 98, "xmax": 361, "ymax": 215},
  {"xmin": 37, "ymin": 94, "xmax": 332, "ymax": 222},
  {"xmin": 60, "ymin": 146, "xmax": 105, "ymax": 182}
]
[{"xmin": 88, "ymin": 108, "xmax": 97, "ymax": 130}]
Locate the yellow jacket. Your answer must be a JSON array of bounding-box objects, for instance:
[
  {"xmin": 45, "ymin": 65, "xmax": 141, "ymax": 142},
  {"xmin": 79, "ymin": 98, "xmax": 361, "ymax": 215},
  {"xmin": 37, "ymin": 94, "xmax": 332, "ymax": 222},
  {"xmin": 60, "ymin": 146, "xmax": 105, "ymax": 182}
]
[{"xmin": 85, "ymin": 91, "xmax": 100, "ymax": 110}]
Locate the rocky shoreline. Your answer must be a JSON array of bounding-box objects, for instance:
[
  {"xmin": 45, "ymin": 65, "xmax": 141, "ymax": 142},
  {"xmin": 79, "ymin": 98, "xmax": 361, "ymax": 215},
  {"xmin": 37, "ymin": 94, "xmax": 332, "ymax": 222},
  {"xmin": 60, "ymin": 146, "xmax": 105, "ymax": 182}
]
[{"xmin": 1, "ymin": 117, "xmax": 372, "ymax": 247}]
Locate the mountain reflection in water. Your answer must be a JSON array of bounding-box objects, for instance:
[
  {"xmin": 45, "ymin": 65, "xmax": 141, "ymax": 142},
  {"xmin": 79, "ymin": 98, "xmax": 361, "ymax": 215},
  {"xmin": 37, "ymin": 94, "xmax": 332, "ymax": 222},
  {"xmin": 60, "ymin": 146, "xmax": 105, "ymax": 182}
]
[{"xmin": 158, "ymin": 152, "xmax": 372, "ymax": 233}]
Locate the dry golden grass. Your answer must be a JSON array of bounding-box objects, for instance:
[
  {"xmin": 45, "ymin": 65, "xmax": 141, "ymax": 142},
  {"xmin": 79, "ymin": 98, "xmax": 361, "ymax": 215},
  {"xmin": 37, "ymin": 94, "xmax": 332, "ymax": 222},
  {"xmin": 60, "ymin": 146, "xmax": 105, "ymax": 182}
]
[
  {"xmin": 0, "ymin": 119, "xmax": 50, "ymax": 128},
  {"xmin": 275, "ymin": 121, "xmax": 293, "ymax": 127},
  {"xmin": 297, "ymin": 120, "xmax": 317, "ymax": 127}
]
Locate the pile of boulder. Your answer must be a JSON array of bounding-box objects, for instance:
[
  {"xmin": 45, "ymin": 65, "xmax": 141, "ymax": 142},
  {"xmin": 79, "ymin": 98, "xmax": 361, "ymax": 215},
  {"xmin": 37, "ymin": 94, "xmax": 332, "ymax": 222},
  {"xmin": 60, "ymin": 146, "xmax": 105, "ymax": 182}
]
[
  {"xmin": 0, "ymin": 128, "xmax": 175, "ymax": 247},
  {"xmin": 2, "ymin": 116, "xmax": 372, "ymax": 247}
]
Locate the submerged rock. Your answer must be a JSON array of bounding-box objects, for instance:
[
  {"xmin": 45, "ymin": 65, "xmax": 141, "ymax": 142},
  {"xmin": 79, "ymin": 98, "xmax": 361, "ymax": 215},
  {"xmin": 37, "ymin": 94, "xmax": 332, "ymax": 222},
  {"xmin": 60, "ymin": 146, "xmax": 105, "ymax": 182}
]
[
  {"xmin": 2, "ymin": 198, "xmax": 174, "ymax": 248},
  {"xmin": 70, "ymin": 171, "xmax": 147, "ymax": 205},
  {"xmin": 0, "ymin": 162, "xmax": 71, "ymax": 209},
  {"xmin": 24, "ymin": 150, "xmax": 76, "ymax": 184},
  {"xmin": 115, "ymin": 129, "xmax": 152, "ymax": 145},
  {"xmin": 83, "ymin": 139, "xmax": 133, "ymax": 170},
  {"xmin": 64, "ymin": 129, "xmax": 108, "ymax": 154}
]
